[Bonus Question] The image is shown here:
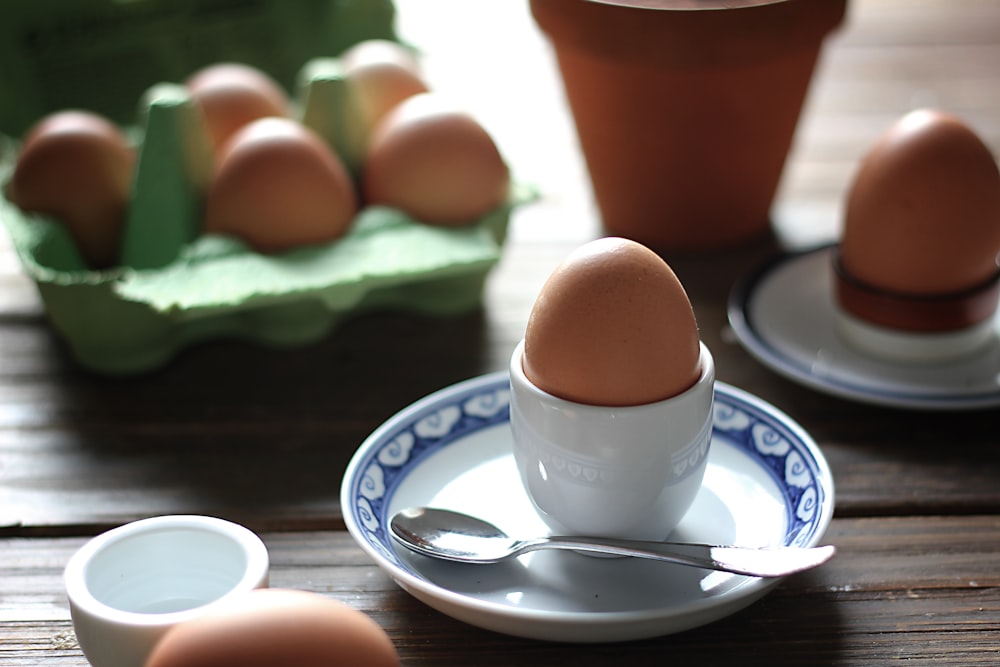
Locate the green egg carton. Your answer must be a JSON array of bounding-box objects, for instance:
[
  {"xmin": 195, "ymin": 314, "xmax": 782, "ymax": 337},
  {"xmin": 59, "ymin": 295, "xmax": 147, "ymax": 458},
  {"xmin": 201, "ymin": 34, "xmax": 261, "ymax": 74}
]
[
  {"xmin": 0, "ymin": 0, "xmax": 532, "ymax": 375},
  {"xmin": 0, "ymin": 186, "xmax": 525, "ymax": 375},
  {"xmin": 0, "ymin": 0, "xmax": 399, "ymax": 137}
]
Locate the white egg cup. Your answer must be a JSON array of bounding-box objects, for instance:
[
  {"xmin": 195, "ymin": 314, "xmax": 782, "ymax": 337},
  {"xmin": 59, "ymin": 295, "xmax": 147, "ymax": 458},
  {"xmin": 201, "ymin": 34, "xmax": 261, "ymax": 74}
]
[
  {"xmin": 509, "ymin": 340, "xmax": 715, "ymax": 542},
  {"xmin": 64, "ymin": 515, "xmax": 270, "ymax": 667},
  {"xmin": 832, "ymin": 256, "xmax": 1000, "ymax": 364},
  {"xmin": 834, "ymin": 306, "xmax": 996, "ymax": 364}
]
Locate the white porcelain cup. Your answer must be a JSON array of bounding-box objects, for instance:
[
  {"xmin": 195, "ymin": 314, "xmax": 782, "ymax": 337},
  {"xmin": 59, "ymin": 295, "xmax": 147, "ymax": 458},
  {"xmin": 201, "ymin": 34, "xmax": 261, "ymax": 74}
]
[
  {"xmin": 64, "ymin": 515, "xmax": 270, "ymax": 667},
  {"xmin": 834, "ymin": 305, "xmax": 996, "ymax": 364},
  {"xmin": 510, "ymin": 340, "xmax": 715, "ymax": 541}
]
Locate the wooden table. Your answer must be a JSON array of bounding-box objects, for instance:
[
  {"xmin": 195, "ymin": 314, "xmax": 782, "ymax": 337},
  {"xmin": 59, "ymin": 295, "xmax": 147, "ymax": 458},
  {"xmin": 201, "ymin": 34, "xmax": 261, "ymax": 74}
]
[{"xmin": 3, "ymin": 0, "xmax": 1000, "ymax": 664}]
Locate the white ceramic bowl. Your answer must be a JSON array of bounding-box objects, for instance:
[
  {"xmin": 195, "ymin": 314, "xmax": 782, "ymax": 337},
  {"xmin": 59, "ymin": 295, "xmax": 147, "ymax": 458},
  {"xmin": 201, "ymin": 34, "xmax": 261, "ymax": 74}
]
[
  {"xmin": 509, "ymin": 340, "xmax": 715, "ymax": 541},
  {"xmin": 64, "ymin": 515, "xmax": 269, "ymax": 667}
]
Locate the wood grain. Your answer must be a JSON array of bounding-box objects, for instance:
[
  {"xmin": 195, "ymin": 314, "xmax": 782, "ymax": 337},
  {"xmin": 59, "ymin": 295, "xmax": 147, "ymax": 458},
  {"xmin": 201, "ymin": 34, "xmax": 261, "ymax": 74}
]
[{"xmin": 3, "ymin": 517, "xmax": 1000, "ymax": 666}]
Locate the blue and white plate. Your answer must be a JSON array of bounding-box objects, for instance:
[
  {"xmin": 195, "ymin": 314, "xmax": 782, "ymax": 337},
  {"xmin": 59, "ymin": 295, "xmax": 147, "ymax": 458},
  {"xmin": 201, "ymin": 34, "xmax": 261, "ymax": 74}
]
[
  {"xmin": 728, "ymin": 245, "xmax": 1000, "ymax": 410},
  {"xmin": 341, "ymin": 373, "xmax": 834, "ymax": 643}
]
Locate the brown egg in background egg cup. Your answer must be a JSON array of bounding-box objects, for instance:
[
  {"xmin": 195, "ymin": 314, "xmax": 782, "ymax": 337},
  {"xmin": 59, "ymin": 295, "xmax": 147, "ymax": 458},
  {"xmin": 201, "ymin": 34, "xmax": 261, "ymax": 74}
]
[{"xmin": 832, "ymin": 252, "xmax": 1000, "ymax": 364}]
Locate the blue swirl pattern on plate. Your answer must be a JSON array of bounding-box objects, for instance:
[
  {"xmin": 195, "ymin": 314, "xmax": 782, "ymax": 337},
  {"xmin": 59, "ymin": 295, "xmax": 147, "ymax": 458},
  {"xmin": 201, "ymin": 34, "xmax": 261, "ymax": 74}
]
[{"xmin": 345, "ymin": 373, "xmax": 829, "ymax": 567}]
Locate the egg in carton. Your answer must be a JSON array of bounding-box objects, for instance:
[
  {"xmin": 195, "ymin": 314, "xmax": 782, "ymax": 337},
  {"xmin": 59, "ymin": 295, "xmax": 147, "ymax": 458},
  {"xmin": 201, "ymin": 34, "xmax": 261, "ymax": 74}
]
[{"xmin": 0, "ymin": 8, "xmax": 530, "ymax": 375}]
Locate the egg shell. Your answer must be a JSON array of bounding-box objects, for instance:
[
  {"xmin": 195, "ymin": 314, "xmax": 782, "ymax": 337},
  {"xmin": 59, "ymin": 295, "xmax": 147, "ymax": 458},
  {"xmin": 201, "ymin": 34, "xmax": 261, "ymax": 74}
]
[
  {"xmin": 7, "ymin": 109, "xmax": 135, "ymax": 269},
  {"xmin": 186, "ymin": 62, "xmax": 292, "ymax": 152},
  {"xmin": 204, "ymin": 117, "xmax": 358, "ymax": 253},
  {"xmin": 523, "ymin": 237, "xmax": 701, "ymax": 407},
  {"xmin": 839, "ymin": 109, "xmax": 1000, "ymax": 296},
  {"xmin": 144, "ymin": 589, "xmax": 399, "ymax": 667},
  {"xmin": 363, "ymin": 93, "xmax": 510, "ymax": 225},
  {"xmin": 341, "ymin": 39, "xmax": 429, "ymax": 137}
]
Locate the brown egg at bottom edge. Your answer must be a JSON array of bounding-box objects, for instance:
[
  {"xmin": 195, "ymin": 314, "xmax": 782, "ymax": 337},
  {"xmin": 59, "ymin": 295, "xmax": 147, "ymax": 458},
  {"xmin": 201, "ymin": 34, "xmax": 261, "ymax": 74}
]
[{"xmin": 144, "ymin": 589, "xmax": 399, "ymax": 667}]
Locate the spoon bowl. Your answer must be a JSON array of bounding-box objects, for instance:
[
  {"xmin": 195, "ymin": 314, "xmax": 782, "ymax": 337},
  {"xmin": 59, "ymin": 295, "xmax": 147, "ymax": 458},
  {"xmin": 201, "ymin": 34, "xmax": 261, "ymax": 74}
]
[{"xmin": 390, "ymin": 507, "xmax": 836, "ymax": 578}]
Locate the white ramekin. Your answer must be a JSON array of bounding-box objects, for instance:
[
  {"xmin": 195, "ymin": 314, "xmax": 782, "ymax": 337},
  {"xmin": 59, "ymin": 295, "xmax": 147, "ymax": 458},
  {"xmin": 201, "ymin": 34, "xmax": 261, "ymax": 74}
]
[{"xmin": 64, "ymin": 515, "xmax": 269, "ymax": 667}]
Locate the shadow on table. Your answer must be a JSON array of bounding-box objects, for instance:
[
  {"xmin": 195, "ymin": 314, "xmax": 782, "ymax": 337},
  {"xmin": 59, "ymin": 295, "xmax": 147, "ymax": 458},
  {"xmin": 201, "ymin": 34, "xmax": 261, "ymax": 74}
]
[
  {"xmin": 384, "ymin": 567, "xmax": 846, "ymax": 665},
  {"xmin": 26, "ymin": 307, "xmax": 495, "ymax": 534}
]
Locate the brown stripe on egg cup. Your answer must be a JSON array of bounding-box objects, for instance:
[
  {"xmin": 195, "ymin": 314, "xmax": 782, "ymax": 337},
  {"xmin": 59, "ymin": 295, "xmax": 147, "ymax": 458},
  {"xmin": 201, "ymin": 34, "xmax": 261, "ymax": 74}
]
[{"xmin": 833, "ymin": 252, "xmax": 1000, "ymax": 333}]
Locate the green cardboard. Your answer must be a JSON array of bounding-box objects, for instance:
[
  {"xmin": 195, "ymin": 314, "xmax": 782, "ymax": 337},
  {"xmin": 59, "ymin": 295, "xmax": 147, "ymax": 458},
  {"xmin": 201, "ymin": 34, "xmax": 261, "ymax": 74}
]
[
  {"xmin": 1, "ymin": 183, "xmax": 531, "ymax": 375},
  {"xmin": 123, "ymin": 84, "xmax": 214, "ymax": 269},
  {"xmin": 298, "ymin": 58, "xmax": 369, "ymax": 177},
  {"xmin": 0, "ymin": 0, "xmax": 397, "ymax": 136},
  {"xmin": 0, "ymin": 0, "xmax": 532, "ymax": 375}
]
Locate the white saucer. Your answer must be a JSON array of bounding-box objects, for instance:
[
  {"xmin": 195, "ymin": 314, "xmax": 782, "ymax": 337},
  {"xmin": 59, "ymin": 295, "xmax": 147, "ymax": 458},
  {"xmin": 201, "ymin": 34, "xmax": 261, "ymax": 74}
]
[
  {"xmin": 341, "ymin": 373, "xmax": 835, "ymax": 643},
  {"xmin": 728, "ymin": 245, "xmax": 1000, "ymax": 410}
]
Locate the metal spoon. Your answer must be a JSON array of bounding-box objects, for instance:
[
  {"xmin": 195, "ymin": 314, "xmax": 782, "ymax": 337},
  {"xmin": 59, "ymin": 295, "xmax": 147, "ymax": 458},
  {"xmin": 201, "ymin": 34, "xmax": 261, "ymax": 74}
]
[{"xmin": 390, "ymin": 507, "xmax": 835, "ymax": 578}]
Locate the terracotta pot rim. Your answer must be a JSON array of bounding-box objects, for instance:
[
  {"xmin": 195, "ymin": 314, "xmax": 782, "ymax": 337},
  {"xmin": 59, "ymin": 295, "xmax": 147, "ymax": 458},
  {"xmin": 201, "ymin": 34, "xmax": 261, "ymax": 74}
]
[
  {"xmin": 587, "ymin": 0, "xmax": 821, "ymax": 11},
  {"xmin": 530, "ymin": 0, "xmax": 848, "ymax": 67}
]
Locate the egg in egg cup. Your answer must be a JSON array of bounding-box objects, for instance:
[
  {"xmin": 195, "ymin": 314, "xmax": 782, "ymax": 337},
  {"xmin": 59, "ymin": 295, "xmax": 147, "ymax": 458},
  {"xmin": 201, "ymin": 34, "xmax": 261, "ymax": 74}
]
[
  {"xmin": 832, "ymin": 109, "xmax": 1000, "ymax": 364},
  {"xmin": 509, "ymin": 340, "xmax": 715, "ymax": 542},
  {"xmin": 507, "ymin": 237, "xmax": 715, "ymax": 542}
]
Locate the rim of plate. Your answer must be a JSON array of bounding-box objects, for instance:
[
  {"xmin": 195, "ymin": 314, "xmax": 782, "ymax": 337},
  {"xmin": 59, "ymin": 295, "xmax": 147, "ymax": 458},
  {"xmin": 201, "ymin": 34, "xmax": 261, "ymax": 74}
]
[
  {"xmin": 727, "ymin": 245, "xmax": 1000, "ymax": 410},
  {"xmin": 340, "ymin": 372, "xmax": 835, "ymax": 629}
]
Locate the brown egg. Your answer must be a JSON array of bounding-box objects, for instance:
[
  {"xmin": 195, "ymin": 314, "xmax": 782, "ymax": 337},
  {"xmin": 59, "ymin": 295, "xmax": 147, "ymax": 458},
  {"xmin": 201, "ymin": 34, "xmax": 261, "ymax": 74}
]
[
  {"xmin": 840, "ymin": 109, "xmax": 1000, "ymax": 296},
  {"xmin": 144, "ymin": 589, "xmax": 399, "ymax": 667},
  {"xmin": 204, "ymin": 118, "xmax": 357, "ymax": 253},
  {"xmin": 186, "ymin": 63, "xmax": 291, "ymax": 151},
  {"xmin": 523, "ymin": 237, "xmax": 701, "ymax": 406},
  {"xmin": 7, "ymin": 110, "xmax": 135, "ymax": 268},
  {"xmin": 341, "ymin": 39, "xmax": 429, "ymax": 138},
  {"xmin": 363, "ymin": 93, "xmax": 510, "ymax": 225}
]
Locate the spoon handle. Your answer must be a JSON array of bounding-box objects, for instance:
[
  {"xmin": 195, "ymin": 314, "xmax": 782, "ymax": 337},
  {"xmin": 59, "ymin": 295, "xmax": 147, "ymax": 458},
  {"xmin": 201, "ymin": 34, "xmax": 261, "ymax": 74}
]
[{"xmin": 522, "ymin": 536, "xmax": 836, "ymax": 578}]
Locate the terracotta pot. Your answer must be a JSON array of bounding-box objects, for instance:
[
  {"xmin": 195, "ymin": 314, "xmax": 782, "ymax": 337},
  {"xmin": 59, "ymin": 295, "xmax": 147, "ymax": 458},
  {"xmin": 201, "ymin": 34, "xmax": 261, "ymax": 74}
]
[{"xmin": 531, "ymin": 0, "xmax": 847, "ymax": 251}]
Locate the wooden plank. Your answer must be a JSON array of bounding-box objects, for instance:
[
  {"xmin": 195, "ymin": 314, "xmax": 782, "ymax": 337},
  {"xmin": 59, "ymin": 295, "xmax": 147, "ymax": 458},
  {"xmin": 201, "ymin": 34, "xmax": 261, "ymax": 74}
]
[
  {"xmin": 3, "ymin": 516, "xmax": 1000, "ymax": 666},
  {"xmin": 0, "ymin": 0, "xmax": 998, "ymax": 603},
  {"xmin": 3, "ymin": 235, "xmax": 1000, "ymax": 531}
]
